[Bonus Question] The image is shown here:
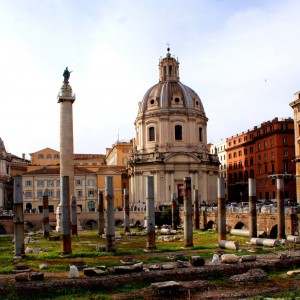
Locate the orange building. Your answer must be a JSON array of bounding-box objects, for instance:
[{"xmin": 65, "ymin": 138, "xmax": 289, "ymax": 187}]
[{"xmin": 226, "ymin": 117, "xmax": 296, "ymax": 202}]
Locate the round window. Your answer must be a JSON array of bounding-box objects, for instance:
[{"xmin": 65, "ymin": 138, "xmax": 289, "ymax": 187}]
[
  {"xmin": 150, "ymin": 99, "xmax": 155, "ymax": 105},
  {"xmin": 174, "ymin": 98, "xmax": 180, "ymax": 103}
]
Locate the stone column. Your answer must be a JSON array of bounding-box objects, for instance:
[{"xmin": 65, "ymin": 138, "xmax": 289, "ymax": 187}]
[
  {"xmin": 184, "ymin": 177, "xmax": 193, "ymax": 247},
  {"xmin": 123, "ymin": 188, "xmax": 130, "ymax": 233},
  {"xmin": 146, "ymin": 176, "xmax": 156, "ymax": 250},
  {"xmin": 248, "ymin": 178, "xmax": 257, "ymax": 239},
  {"xmin": 61, "ymin": 176, "xmax": 72, "ymax": 255},
  {"xmin": 13, "ymin": 175, "xmax": 24, "ymax": 257},
  {"xmin": 0, "ymin": 182, "xmax": 4, "ymax": 211},
  {"xmin": 171, "ymin": 192, "xmax": 178, "ymax": 230},
  {"xmin": 97, "ymin": 191, "xmax": 104, "ymax": 236},
  {"xmin": 42, "ymin": 189, "xmax": 49, "ymax": 238},
  {"xmin": 193, "ymin": 189, "xmax": 200, "ymax": 229},
  {"xmin": 105, "ymin": 176, "xmax": 116, "ymax": 252},
  {"xmin": 217, "ymin": 177, "xmax": 226, "ymax": 241},
  {"xmin": 71, "ymin": 196, "xmax": 78, "ymax": 236},
  {"xmin": 277, "ymin": 176, "xmax": 285, "ymax": 239}
]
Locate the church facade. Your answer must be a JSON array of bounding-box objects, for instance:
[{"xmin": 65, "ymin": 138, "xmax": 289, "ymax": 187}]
[{"xmin": 128, "ymin": 49, "xmax": 219, "ymax": 208}]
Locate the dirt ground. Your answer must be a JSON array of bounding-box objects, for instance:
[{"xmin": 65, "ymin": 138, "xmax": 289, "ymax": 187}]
[{"xmin": 1, "ymin": 250, "xmax": 300, "ymax": 299}]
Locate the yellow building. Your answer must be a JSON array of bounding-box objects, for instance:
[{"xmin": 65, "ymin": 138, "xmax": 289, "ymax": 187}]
[{"xmin": 22, "ymin": 166, "xmax": 98, "ymax": 213}]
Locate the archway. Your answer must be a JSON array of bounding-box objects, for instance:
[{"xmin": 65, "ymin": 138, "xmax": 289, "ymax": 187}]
[
  {"xmin": 206, "ymin": 220, "xmax": 215, "ymax": 230},
  {"xmin": 85, "ymin": 220, "xmax": 97, "ymax": 230},
  {"xmin": 0, "ymin": 225, "xmax": 6, "ymax": 234},
  {"xmin": 269, "ymin": 225, "xmax": 278, "ymax": 239},
  {"xmin": 115, "ymin": 219, "xmax": 123, "ymax": 228},
  {"xmin": 234, "ymin": 222, "xmax": 246, "ymax": 230}
]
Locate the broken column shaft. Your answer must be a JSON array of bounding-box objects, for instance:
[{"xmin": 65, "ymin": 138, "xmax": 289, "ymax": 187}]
[
  {"xmin": 42, "ymin": 189, "xmax": 50, "ymax": 238},
  {"xmin": 61, "ymin": 176, "xmax": 72, "ymax": 255},
  {"xmin": 146, "ymin": 176, "xmax": 156, "ymax": 250},
  {"xmin": 13, "ymin": 175, "xmax": 25, "ymax": 257},
  {"xmin": 217, "ymin": 177, "xmax": 226, "ymax": 241},
  {"xmin": 105, "ymin": 177, "xmax": 116, "ymax": 252},
  {"xmin": 171, "ymin": 192, "xmax": 178, "ymax": 230},
  {"xmin": 98, "ymin": 191, "xmax": 104, "ymax": 236},
  {"xmin": 193, "ymin": 189, "xmax": 200, "ymax": 230},
  {"xmin": 277, "ymin": 176, "xmax": 285, "ymax": 239},
  {"xmin": 123, "ymin": 188, "xmax": 130, "ymax": 233},
  {"xmin": 184, "ymin": 177, "xmax": 193, "ymax": 247},
  {"xmin": 248, "ymin": 178, "xmax": 257, "ymax": 239}
]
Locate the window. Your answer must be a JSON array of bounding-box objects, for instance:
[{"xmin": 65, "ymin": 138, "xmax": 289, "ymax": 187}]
[
  {"xmin": 25, "ymin": 191, "xmax": 32, "ymax": 199},
  {"xmin": 284, "ymin": 162, "xmax": 289, "ymax": 173},
  {"xmin": 233, "ymin": 152, "xmax": 237, "ymax": 158},
  {"xmin": 88, "ymin": 201, "xmax": 96, "ymax": 212},
  {"xmin": 244, "ymin": 136, "xmax": 248, "ymax": 141},
  {"xmin": 122, "ymin": 149, "xmax": 129, "ymax": 153},
  {"xmin": 148, "ymin": 126, "xmax": 155, "ymax": 142},
  {"xmin": 56, "ymin": 190, "xmax": 60, "ymax": 198},
  {"xmin": 175, "ymin": 125, "xmax": 182, "ymax": 140},
  {"xmin": 271, "ymin": 152, "xmax": 274, "ymax": 158},
  {"xmin": 199, "ymin": 127, "xmax": 203, "ymax": 142},
  {"xmin": 264, "ymin": 164, "xmax": 268, "ymax": 174},
  {"xmin": 56, "ymin": 180, "xmax": 60, "ymax": 186},
  {"xmin": 281, "ymin": 123, "xmax": 287, "ymax": 130},
  {"xmin": 238, "ymin": 150, "xmax": 242, "ymax": 156},
  {"xmin": 25, "ymin": 180, "xmax": 31, "ymax": 187},
  {"xmin": 245, "ymin": 159, "xmax": 248, "ymax": 167},
  {"xmin": 264, "ymin": 141, "xmax": 267, "ymax": 149},
  {"xmin": 76, "ymin": 179, "xmax": 82, "ymax": 186},
  {"xmin": 244, "ymin": 149, "xmax": 248, "ymax": 155},
  {"xmin": 250, "ymin": 134, "xmax": 253, "ymax": 139},
  {"xmin": 54, "ymin": 154, "xmax": 59, "ymax": 159},
  {"xmin": 250, "ymin": 147, "xmax": 253, "ymax": 154},
  {"xmin": 47, "ymin": 180, "xmax": 54, "ymax": 187},
  {"xmin": 46, "ymin": 154, "xmax": 52, "ymax": 159},
  {"xmin": 122, "ymin": 157, "xmax": 127, "ymax": 165},
  {"xmin": 258, "ymin": 166, "xmax": 262, "ymax": 175},
  {"xmin": 257, "ymin": 143, "xmax": 261, "ymax": 151},
  {"xmin": 77, "ymin": 190, "xmax": 82, "ymax": 198},
  {"xmin": 272, "ymin": 164, "xmax": 275, "ymax": 174},
  {"xmin": 250, "ymin": 158, "xmax": 254, "ymax": 166},
  {"xmin": 229, "ymin": 142, "xmax": 231, "ymax": 146},
  {"xmin": 283, "ymin": 150, "xmax": 288, "ymax": 157},
  {"xmin": 283, "ymin": 137, "xmax": 287, "ymax": 146},
  {"xmin": 271, "ymin": 139, "xmax": 274, "ymax": 147},
  {"xmin": 258, "ymin": 155, "xmax": 261, "ymax": 161},
  {"xmin": 37, "ymin": 180, "xmax": 44, "ymax": 187},
  {"xmin": 37, "ymin": 190, "xmax": 43, "ymax": 198},
  {"xmin": 229, "ymin": 153, "xmax": 232, "ymax": 159},
  {"xmin": 49, "ymin": 190, "xmax": 53, "ymax": 198},
  {"xmin": 257, "ymin": 130, "xmax": 260, "ymax": 136},
  {"xmin": 88, "ymin": 190, "xmax": 95, "ymax": 197},
  {"xmin": 233, "ymin": 140, "xmax": 236, "ymax": 145},
  {"xmin": 264, "ymin": 153, "xmax": 267, "ymax": 160},
  {"xmin": 87, "ymin": 179, "xmax": 95, "ymax": 186},
  {"xmin": 38, "ymin": 154, "xmax": 44, "ymax": 159}
]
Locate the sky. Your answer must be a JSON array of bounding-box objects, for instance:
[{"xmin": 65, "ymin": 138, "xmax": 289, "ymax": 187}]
[{"xmin": 1, "ymin": 0, "xmax": 300, "ymax": 158}]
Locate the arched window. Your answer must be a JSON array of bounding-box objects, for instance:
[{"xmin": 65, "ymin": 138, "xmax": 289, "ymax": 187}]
[
  {"xmin": 148, "ymin": 126, "xmax": 155, "ymax": 142},
  {"xmin": 175, "ymin": 125, "xmax": 182, "ymax": 140},
  {"xmin": 38, "ymin": 154, "xmax": 44, "ymax": 159},
  {"xmin": 54, "ymin": 154, "xmax": 59, "ymax": 159},
  {"xmin": 46, "ymin": 154, "xmax": 52, "ymax": 159}
]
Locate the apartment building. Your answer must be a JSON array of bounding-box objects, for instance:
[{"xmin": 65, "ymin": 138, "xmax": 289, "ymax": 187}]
[{"xmin": 226, "ymin": 117, "xmax": 296, "ymax": 202}]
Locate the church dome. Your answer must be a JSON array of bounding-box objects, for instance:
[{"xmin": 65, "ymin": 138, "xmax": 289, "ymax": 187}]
[{"xmin": 137, "ymin": 49, "xmax": 206, "ymax": 119}]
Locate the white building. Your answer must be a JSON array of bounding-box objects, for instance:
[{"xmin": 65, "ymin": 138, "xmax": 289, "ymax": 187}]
[
  {"xmin": 128, "ymin": 49, "xmax": 219, "ymax": 207},
  {"xmin": 211, "ymin": 139, "xmax": 228, "ymax": 201}
]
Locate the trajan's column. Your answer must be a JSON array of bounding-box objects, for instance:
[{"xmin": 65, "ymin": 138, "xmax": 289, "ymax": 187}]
[{"xmin": 56, "ymin": 67, "xmax": 75, "ymax": 232}]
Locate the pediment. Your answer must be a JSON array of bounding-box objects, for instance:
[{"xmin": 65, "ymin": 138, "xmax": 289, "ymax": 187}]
[{"xmin": 164, "ymin": 153, "xmax": 200, "ymax": 163}]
